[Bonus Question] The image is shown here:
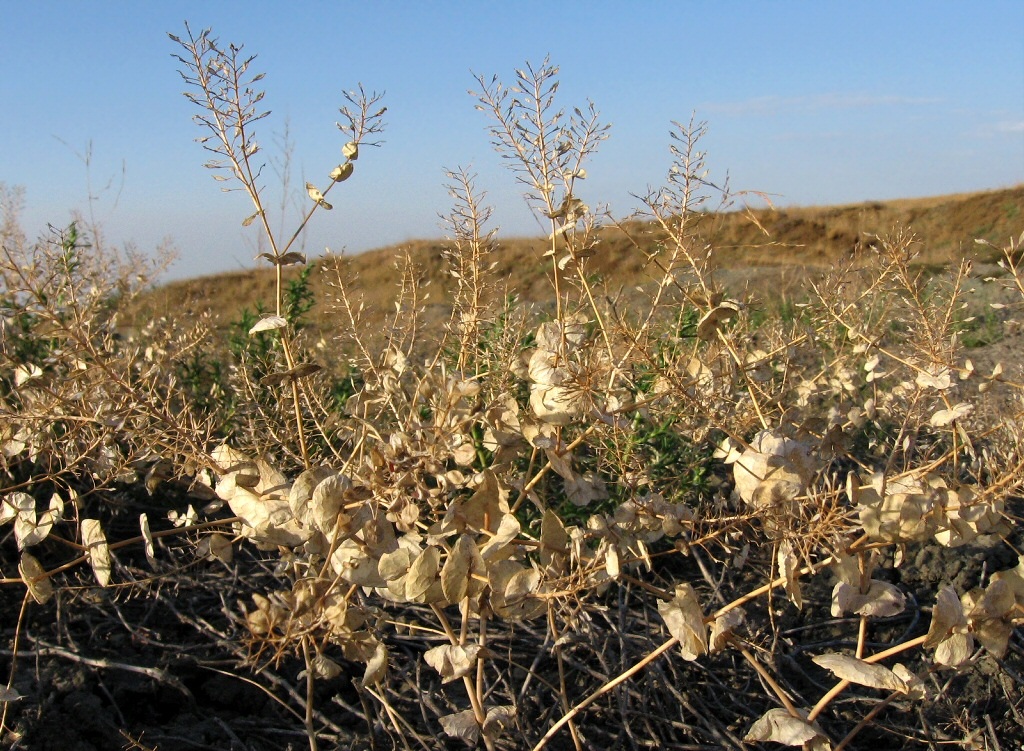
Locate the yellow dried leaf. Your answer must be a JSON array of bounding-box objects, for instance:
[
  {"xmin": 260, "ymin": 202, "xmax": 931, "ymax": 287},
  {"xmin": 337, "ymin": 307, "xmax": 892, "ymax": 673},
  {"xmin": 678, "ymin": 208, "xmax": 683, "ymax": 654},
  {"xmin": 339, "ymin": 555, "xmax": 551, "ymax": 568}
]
[
  {"xmin": 12, "ymin": 493, "xmax": 35, "ymax": 548},
  {"xmin": 929, "ymin": 402, "xmax": 973, "ymax": 427},
  {"xmin": 0, "ymin": 495, "xmax": 17, "ymax": 526},
  {"xmin": 14, "ymin": 492, "xmax": 56, "ymax": 549},
  {"xmin": 713, "ymin": 435, "xmax": 742, "ymax": 463},
  {"xmin": 308, "ymin": 472, "xmax": 352, "ymax": 534},
  {"xmin": 926, "ymin": 585, "xmax": 974, "ymax": 667},
  {"xmin": 479, "ymin": 513, "xmax": 520, "ymax": 560},
  {"xmin": 812, "ymin": 653, "xmax": 908, "ymax": 692},
  {"xmin": 935, "ymin": 632, "xmax": 973, "ymax": 666},
  {"xmin": 991, "ymin": 556, "xmax": 1024, "ymax": 605},
  {"xmin": 332, "ymin": 538, "xmax": 387, "ymax": 588},
  {"xmin": 306, "ymin": 182, "xmax": 324, "ymax": 202},
  {"xmin": 831, "ymin": 579, "xmax": 906, "ymax": 618},
  {"xmin": 858, "ymin": 473, "xmax": 938, "ymax": 543},
  {"xmin": 311, "ymin": 655, "xmax": 342, "ymax": 679},
  {"xmin": 709, "ymin": 608, "xmax": 745, "ymax": 653},
  {"xmin": 778, "ymin": 540, "xmax": 803, "ymax": 609},
  {"xmin": 489, "ymin": 560, "xmax": 544, "ymax": 620},
  {"xmin": 605, "ymin": 543, "xmax": 621, "ymax": 579},
  {"xmin": 540, "ymin": 509, "xmax": 568, "ymax": 567},
  {"xmin": 451, "ymin": 470, "xmax": 508, "ymax": 535},
  {"xmin": 732, "ymin": 431, "xmax": 816, "ymax": 512},
  {"xmin": 248, "ymin": 315, "xmax": 287, "ymax": 334},
  {"xmin": 205, "ymin": 533, "xmax": 233, "ymax": 564},
  {"xmin": 82, "ymin": 518, "xmax": 111, "ymax": 586},
  {"xmin": 657, "ymin": 583, "xmax": 707, "ymax": 661},
  {"xmin": 19, "ymin": 551, "xmax": 53, "ymax": 604},
  {"xmin": 451, "ymin": 440, "xmax": 477, "ymax": 466},
  {"xmin": 424, "ymin": 643, "xmax": 481, "ymax": 683},
  {"xmin": 441, "ymin": 535, "xmax": 486, "ymax": 603},
  {"xmin": 140, "ymin": 513, "xmax": 157, "ymax": 567},
  {"xmin": 564, "ymin": 471, "xmax": 607, "ymax": 508},
  {"xmin": 482, "ymin": 705, "xmax": 516, "ymax": 741},
  {"xmin": 330, "ymin": 162, "xmax": 354, "ymax": 181},
  {"xmin": 696, "ymin": 301, "xmax": 741, "ymax": 341},
  {"xmin": 892, "ymin": 664, "xmax": 926, "ymax": 700},
  {"xmin": 406, "ymin": 546, "xmax": 441, "ymax": 602},
  {"xmin": 257, "ymin": 250, "xmax": 306, "ymax": 266},
  {"xmin": 378, "ymin": 546, "xmax": 416, "ymax": 582},
  {"xmin": 0, "ymin": 686, "xmax": 21, "ymax": 703},
  {"xmin": 439, "ymin": 708, "xmax": 479, "ymax": 743},
  {"xmin": 926, "ymin": 586, "xmax": 967, "ymax": 646},
  {"xmin": 529, "ymin": 383, "xmax": 583, "ymax": 425},
  {"xmin": 361, "ymin": 642, "xmax": 388, "ymax": 686},
  {"xmin": 963, "ymin": 581, "xmax": 1016, "ymax": 657},
  {"xmin": 287, "ymin": 465, "xmax": 336, "ymax": 523},
  {"xmin": 916, "ymin": 367, "xmax": 952, "ymax": 390},
  {"xmin": 744, "ymin": 708, "xmax": 821, "ymax": 745},
  {"xmin": 14, "ymin": 364, "xmax": 42, "ymax": 387}
]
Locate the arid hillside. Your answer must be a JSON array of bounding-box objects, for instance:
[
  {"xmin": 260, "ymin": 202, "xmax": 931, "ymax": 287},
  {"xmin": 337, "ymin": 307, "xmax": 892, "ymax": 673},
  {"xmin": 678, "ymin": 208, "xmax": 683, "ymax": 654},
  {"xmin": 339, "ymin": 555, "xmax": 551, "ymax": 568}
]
[{"xmin": 135, "ymin": 185, "xmax": 1023, "ymax": 331}]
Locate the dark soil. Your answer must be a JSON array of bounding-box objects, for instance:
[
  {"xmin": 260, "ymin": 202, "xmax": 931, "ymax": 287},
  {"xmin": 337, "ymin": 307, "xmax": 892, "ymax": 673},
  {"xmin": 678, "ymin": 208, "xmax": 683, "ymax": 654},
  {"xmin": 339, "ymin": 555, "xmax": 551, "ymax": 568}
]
[{"xmin": 4, "ymin": 487, "xmax": 1024, "ymax": 751}]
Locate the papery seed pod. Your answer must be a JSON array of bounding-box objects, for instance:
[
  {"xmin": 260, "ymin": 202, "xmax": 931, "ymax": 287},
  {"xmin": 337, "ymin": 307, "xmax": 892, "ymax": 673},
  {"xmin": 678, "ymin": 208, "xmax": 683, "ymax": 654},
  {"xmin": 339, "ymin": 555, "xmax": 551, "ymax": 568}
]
[
  {"xmin": 361, "ymin": 641, "xmax": 388, "ymax": 686},
  {"xmin": 258, "ymin": 251, "xmax": 307, "ymax": 266},
  {"xmin": 342, "ymin": 141, "xmax": 359, "ymax": 160},
  {"xmin": 262, "ymin": 362, "xmax": 323, "ymax": 386},
  {"xmin": 19, "ymin": 552, "xmax": 53, "ymax": 604},
  {"xmin": 745, "ymin": 709, "xmax": 823, "ymax": 746},
  {"xmin": 657, "ymin": 583, "xmax": 707, "ymax": 661},
  {"xmin": 330, "ymin": 162, "xmax": 354, "ymax": 182},
  {"xmin": 425, "ymin": 643, "xmax": 481, "ymax": 683},
  {"xmin": 305, "ymin": 182, "xmax": 333, "ymax": 209},
  {"xmin": 311, "ymin": 655, "xmax": 342, "ymax": 679},
  {"xmin": 697, "ymin": 301, "xmax": 742, "ymax": 341},
  {"xmin": 306, "ymin": 182, "xmax": 324, "ymax": 202},
  {"xmin": 439, "ymin": 709, "xmax": 479, "ymax": 743},
  {"xmin": 249, "ymin": 315, "xmax": 287, "ymax": 334},
  {"xmin": 82, "ymin": 519, "xmax": 111, "ymax": 586},
  {"xmin": 140, "ymin": 514, "xmax": 157, "ymax": 567}
]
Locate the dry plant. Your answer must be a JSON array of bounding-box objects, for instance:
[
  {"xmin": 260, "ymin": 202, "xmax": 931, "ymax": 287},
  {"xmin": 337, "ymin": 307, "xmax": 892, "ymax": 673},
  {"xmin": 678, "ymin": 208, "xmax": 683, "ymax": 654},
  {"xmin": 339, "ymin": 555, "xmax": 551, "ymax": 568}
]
[{"xmin": 2, "ymin": 29, "xmax": 1024, "ymax": 751}]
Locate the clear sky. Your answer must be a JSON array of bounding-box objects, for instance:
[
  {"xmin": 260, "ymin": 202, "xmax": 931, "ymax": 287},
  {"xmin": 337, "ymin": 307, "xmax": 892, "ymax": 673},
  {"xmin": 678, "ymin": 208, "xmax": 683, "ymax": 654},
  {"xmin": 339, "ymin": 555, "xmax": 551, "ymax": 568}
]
[{"xmin": 3, "ymin": 2, "xmax": 1022, "ymax": 281}]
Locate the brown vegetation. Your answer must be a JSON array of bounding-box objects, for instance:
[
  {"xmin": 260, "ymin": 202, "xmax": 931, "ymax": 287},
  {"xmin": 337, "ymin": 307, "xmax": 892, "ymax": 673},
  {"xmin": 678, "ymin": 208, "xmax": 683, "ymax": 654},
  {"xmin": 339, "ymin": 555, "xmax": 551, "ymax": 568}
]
[{"xmin": 3, "ymin": 30, "xmax": 1024, "ymax": 751}]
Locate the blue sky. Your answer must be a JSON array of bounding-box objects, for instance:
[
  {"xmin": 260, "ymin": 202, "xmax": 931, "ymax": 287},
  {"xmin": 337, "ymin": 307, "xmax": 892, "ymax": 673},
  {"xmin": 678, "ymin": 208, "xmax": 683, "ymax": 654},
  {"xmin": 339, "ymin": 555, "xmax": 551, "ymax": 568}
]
[{"xmin": 2, "ymin": 2, "xmax": 1022, "ymax": 281}]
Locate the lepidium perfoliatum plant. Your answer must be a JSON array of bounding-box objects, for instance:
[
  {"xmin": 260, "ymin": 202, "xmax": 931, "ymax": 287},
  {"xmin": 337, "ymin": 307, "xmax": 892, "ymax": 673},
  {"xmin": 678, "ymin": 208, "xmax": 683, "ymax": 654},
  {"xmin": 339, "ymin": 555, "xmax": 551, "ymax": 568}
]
[{"xmin": 2, "ymin": 23, "xmax": 1024, "ymax": 751}]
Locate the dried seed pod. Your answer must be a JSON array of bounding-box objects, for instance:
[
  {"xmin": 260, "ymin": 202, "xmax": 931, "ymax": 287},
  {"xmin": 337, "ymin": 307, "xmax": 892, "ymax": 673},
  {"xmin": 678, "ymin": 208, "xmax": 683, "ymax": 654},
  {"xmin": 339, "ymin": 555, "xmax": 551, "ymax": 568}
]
[{"xmin": 330, "ymin": 162, "xmax": 354, "ymax": 182}]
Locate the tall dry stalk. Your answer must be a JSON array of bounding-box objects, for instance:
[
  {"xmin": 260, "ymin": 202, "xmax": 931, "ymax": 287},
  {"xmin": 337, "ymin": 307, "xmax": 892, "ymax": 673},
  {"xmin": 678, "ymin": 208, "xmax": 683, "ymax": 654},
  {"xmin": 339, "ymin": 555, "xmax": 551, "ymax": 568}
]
[{"xmin": 170, "ymin": 23, "xmax": 385, "ymax": 470}]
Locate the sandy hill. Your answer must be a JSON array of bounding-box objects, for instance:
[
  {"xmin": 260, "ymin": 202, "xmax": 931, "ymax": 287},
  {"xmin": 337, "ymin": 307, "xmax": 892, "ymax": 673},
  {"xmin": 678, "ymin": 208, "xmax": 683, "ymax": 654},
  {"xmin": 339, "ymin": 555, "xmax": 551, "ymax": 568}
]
[{"xmin": 134, "ymin": 185, "xmax": 1023, "ymax": 331}]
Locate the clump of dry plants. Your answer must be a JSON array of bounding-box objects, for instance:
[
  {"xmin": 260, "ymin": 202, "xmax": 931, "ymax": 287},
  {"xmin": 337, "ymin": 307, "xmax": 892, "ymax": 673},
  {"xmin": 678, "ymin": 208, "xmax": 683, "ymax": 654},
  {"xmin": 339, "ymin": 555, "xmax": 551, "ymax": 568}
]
[{"xmin": 2, "ymin": 26, "xmax": 1023, "ymax": 751}]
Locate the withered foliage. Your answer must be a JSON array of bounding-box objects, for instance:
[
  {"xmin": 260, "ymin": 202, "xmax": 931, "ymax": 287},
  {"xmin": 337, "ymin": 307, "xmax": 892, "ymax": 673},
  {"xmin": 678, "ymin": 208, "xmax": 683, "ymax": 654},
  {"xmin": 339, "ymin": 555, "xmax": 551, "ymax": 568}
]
[{"xmin": 3, "ymin": 35, "xmax": 1024, "ymax": 751}]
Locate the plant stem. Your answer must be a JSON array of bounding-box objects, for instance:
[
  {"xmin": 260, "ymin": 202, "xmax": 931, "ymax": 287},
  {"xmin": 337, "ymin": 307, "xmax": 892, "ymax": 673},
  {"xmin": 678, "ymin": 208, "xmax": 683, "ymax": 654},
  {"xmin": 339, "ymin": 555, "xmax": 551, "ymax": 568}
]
[
  {"xmin": 300, "ymin": 636, "xmax": 319, "ymax": 751},
  {"xmin": 430, "ymin": 604, "xmax": 494, "ymax": 750},
  {"xmin": 736, "ymin": 644, "xmax": 799, "ymax": 716},
  {"xmin": 531, "ymin": 636, "xmax": 679, "ymax": 751},
  {"xmin": 547, "ymin": 604, "xmax": 583, "ymax": 751},
  {"xmin": 0, "ymin": 592, "xmax": 31, "ymax": 735}
]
